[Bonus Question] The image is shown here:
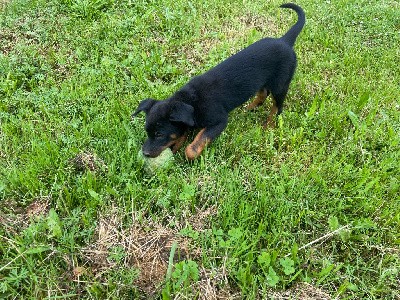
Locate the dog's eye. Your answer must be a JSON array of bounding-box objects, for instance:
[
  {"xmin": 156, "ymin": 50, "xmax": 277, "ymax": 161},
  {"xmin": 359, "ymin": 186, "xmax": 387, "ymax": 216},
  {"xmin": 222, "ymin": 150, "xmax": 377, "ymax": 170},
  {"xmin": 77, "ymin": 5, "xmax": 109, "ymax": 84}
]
[{"xmin": 155, "ymin": 132, "xmax": 163, "ymax": 138}]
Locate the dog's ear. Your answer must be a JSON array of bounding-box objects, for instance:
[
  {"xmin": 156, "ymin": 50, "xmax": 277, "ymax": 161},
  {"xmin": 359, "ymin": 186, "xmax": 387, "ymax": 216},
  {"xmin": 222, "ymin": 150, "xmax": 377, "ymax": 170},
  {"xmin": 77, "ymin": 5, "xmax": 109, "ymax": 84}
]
[
  {"xmin": 169, "ymin": 102, "xmax": 195, "ymax": 127},
  {"xmin": 131, "ymin": 98, "xmax": 157, "ymax": 118}
]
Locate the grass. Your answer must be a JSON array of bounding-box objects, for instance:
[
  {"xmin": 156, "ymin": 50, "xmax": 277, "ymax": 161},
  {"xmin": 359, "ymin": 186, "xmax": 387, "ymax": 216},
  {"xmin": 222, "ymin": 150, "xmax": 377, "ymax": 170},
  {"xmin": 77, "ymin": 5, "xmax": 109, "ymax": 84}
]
[{"xmin": 0, "ymin": 0, "xmax": 399, "ymax": 298}]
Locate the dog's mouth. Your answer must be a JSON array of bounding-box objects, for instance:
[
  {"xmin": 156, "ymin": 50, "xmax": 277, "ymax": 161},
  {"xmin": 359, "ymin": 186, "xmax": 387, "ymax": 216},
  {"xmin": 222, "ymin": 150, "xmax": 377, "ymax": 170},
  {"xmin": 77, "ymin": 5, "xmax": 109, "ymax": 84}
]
[
  {"xmin": 168, "ymin": 142, "xmax": 177, "ymax": 151},
  {"xmin": 143, "ymin": 141, "xmax": 176, "ymax": 158}
]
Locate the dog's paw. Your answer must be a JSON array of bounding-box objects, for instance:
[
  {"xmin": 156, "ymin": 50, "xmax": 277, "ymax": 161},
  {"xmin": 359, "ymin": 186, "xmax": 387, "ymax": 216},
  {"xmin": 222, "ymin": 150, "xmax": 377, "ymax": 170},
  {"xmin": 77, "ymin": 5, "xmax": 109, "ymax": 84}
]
[{"xmin": 185, "ymin": 145, "xmax": 199, "ymax": 161}]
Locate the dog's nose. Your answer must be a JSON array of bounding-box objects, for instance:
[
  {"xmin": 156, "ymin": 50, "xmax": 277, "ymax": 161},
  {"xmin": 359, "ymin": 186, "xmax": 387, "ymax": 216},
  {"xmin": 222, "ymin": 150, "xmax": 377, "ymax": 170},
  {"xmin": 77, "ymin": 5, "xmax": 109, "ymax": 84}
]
[{"xmin": 142, "ymin": 150, "xmax": 151, "ymax": 157}]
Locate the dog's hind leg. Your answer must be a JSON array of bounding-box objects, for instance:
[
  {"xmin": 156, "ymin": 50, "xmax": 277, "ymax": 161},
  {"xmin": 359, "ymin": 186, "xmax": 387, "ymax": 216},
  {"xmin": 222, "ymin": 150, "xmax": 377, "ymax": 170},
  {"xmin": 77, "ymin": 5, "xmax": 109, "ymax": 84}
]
[
  {"xmin": 246, "ymin": 88, "xmax": 269, "ymax": 110},
  {"xmin": 185, "ymin": 119, "xmax": 227, "ymax": 160},
  {"xmin": 264, "ymin": 89, "xmax": 287, "ymax": 128}
]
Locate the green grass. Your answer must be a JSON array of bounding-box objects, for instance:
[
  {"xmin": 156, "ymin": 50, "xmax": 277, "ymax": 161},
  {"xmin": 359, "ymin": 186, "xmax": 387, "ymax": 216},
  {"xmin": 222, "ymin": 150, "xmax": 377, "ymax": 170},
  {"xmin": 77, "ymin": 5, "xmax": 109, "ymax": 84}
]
[{"xmin": 1, "ymin": 0, "xmax": 399, "ymax": 298}]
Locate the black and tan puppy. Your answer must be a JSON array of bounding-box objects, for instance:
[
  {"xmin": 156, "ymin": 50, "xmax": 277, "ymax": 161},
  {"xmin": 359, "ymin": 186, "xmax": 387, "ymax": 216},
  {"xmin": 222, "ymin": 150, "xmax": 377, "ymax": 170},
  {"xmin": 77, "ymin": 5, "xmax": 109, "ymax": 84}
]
[{"xmin": 133, "ymin": 3, "xmax": 305, "ymax": 160}]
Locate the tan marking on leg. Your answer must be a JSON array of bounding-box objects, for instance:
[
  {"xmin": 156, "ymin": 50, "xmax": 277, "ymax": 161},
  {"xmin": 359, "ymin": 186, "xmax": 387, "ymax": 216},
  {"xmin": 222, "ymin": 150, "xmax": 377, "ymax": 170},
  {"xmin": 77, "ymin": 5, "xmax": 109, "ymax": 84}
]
[
  {"xmin": 247, "ymin": 89, "xmax": 269, "ymax": 110},
  {"xmin": 171, "ymin": 132, "xmax": 188, "ymax": 153},
  {"xmin": 264, "ymin": 97, "xmax": 278, "ymax": 129},
  {"xmin": 185, "ymin": 129, "xmax": 210, "ymax": 160},
  {"xmin": 156, "ymin": 139, "xmax": 177, "ymax": 156}
]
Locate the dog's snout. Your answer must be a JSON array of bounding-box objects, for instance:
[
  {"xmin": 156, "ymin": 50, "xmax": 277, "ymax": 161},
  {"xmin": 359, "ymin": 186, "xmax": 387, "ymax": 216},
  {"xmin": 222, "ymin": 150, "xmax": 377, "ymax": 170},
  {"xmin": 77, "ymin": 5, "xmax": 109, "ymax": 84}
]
[{"xmin": 142, "ymin": 149, "xmax": 151, "ymax": 157}]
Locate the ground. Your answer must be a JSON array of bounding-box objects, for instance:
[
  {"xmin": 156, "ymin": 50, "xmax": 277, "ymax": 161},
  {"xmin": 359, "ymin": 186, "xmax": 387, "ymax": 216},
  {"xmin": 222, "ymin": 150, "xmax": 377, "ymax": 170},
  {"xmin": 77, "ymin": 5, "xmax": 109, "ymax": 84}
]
[{"xmin": 0, "ymin": 0, "xmax": 399, "ymax": 299}]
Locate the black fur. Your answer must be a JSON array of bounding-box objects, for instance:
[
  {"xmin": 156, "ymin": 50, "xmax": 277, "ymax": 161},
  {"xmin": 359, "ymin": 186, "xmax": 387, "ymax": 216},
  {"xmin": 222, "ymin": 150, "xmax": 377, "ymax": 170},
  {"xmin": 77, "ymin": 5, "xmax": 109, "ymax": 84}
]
[{"xmin": 133, "ymin": 3, "xmax": 305, "ymax": 159}]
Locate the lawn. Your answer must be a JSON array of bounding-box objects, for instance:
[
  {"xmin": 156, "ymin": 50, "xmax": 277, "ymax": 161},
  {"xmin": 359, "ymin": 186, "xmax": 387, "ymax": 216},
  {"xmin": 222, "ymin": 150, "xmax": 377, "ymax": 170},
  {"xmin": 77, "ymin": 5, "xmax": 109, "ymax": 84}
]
[{"xmin": 0, "ymin": 0, "xmax": 399, "ymax": 299}]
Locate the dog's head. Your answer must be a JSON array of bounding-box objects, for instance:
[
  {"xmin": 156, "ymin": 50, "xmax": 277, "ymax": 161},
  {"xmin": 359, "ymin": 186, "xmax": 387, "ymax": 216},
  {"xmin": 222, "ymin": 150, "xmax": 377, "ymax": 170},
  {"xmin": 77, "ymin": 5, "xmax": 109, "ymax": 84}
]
[{"xmin": 132, "ymin": 98, "xmax": 195, "ymax": 157}]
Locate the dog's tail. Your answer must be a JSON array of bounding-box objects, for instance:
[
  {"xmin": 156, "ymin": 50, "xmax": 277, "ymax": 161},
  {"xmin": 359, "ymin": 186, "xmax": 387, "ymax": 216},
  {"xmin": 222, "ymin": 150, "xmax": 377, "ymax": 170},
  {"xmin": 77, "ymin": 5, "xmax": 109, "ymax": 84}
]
[{"xmin": 279, "ymin": 3, "xmax": 305, "ymax": 47}]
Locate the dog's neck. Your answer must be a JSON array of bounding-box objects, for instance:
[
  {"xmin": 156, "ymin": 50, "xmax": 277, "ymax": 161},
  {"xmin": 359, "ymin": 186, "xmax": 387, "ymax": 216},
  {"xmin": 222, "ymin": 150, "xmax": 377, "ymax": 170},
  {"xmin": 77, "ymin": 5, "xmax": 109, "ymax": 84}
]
[{"xmin": 169, "ymin": 85, "xmax": 197, "ymax": 105}]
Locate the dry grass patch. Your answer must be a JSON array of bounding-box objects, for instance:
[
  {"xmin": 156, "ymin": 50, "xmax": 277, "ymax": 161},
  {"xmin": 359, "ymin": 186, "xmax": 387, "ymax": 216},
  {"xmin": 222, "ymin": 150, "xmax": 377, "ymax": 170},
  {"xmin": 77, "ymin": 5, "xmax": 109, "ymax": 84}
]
[
  {"xmin": 0, "ymin": 28, "xmax": 39, "ymax": 55},
  {"xmin": 0, "ymin": 11, "xmax": 48, "ymax": 56},
  {"xmin": 0, "ymin": 11, "xmax": 74, "ymax": 81},
  {"xmin": 180, "ymin": 205, "xmax": 217, "ymax": 232},
  {"xmin": 70, "ymin": 151, "xmax": 107, "ymax": 173},
  {"xmin": 178, "ymin": 13, "xmax": 281, "ymax": 75},
  {"xmin": 238, "ymin": 12, "xmax": 281, "ymax": 36},
  {"xmin": 0, "ymin": 196, "xmax": 51, "ymax": 235},
  {"xmin": 268, "ymin": 282, "xmax": 332, "ymax": 300},
  {"xmin": 25, "ymin": 196, "xmax": 51, "ymax": 218},
  {"xmin": 81, "ymin": 206, "xmax": 218, "ymax": 296},
  {"xmin": 0, "ymin": 0, "xmax": 10, "ymax": 11},
  {"xmin": 78, "ymin": 205, "xmax": 235, "ymax": 297},
  {"xmin": 186, "ymin": 264, "xmax": 240, "ymax": 300}
]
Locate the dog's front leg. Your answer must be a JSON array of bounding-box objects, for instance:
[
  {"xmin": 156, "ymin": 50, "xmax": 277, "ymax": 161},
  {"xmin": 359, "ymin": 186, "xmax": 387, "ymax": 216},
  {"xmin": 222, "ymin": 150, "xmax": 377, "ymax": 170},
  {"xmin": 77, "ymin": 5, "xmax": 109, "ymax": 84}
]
[
  {"xmin": 185, "ymin": 121, "xmax": 227, "ymax": 161},
  {"xmin": 171, "ymin": 132, "xmax": 188, "ymax": 153}
]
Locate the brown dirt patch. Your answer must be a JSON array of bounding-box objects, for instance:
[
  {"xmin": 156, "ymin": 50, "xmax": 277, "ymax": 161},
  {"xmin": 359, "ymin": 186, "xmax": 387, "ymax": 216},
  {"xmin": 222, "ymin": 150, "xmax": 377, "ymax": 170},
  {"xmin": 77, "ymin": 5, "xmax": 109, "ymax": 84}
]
[
  {"xmin": 70, "ymin": 151, "xmax": 107, "ymax": 173},
  {"xmin": 238, "ymin": 12, "xmax": 280, "ymax": 36},
  {"xmin": 82, "ymin": 209, "xmax": 241, "ymax": 298},
  {"xmin": 269, "ymin": 282, "xmax": 332, "ymax": 300},
  {"xmin": 189, "ymin": 264, "xmax": 240, "ymax": 300},
  {"xmin": 0, "ymin": 0, "xmax": 10, "ymax": 10},
  {"xmin": 0, "ymin": 28, "xmax": 37, "ymax": 55},
  {"xmin": 25, "ymin": 196, "xmax": 51, "ymax": 218},
  {"xmin": 0, "ymin": 196, "xmax": 51, "ymax": 234},
  {"xmin": 0, "ymin": 11, "xmax": 74, "ymax": 80},
  {"xmin": 187, "ymin": 205, "xmax": 217, "ymax": 232},
  {"xmin": 0, "ymin": 12, "xmax": 44, "ymax": 56},
  {"xmin": 81, "ymin": 207, "xmax": 216, "ymax": 296},
  {"xmin": 172, "ymin": 266, "xmax": 240, "ymax": 300}
]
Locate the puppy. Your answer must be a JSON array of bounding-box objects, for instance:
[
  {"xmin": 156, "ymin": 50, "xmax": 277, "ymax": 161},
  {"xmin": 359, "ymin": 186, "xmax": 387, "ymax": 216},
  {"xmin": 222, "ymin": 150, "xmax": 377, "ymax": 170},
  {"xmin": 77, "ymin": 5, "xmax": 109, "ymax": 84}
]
[{"xmin": 133, "ymin": 3, "xmax": 305, "ymax": 160}]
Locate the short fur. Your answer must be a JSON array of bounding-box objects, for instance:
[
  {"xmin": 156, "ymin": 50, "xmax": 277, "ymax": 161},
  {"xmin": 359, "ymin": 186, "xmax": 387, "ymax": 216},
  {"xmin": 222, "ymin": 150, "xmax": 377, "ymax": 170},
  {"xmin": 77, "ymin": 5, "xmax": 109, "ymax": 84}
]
[{"xmin": 133, "ymin": 3, "xmax": 305, "ymax": 160}]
